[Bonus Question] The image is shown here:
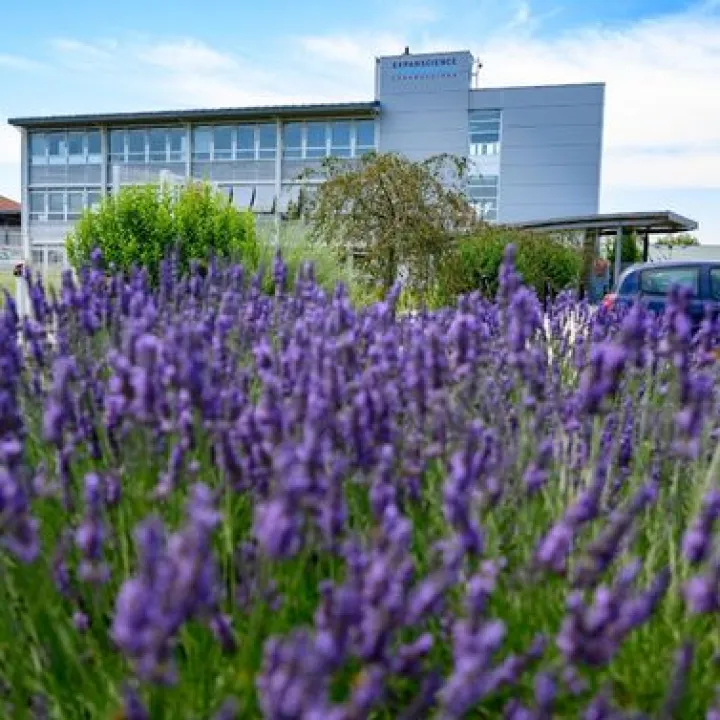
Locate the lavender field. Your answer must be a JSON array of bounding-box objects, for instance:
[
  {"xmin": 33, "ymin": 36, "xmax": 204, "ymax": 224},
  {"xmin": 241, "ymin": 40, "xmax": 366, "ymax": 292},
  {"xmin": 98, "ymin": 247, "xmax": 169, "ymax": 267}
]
[{"xmin": 0, "ymin": 246, "xmax": 719, "ymax": 719}]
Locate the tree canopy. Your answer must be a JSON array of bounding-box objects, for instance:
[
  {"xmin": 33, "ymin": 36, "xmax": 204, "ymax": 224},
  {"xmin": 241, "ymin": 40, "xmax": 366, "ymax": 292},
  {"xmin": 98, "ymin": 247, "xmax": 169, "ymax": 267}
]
[{"xmin": 302, "ymin": 152, "xmax": 479, "ymax": 293}]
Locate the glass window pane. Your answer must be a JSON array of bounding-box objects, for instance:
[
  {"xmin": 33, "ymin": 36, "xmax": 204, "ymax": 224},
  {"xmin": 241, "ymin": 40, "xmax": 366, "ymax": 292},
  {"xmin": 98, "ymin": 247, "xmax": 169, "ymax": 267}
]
[
  {"xmin": 149, "ymin": 129, "xmax": 167, "ymax": 162},
  {"xmin": 258, "ymin": 124, "xmax": 276, "ymax": 159},
  {"xmin": 355, "ymin": 120, "xmax": 375, "ymax": 149},
  {"xmin": 47, "ymin": 133, "xmax": 67, "ymax": 163},
  {"xmin": 68, "ymin": 133, "xmax": 84, "ymax": 156},
  {"xmin": 213, "ymin": 127, "xmax": 233, "ymax": 160},
  {"xmin": 67, "ymin": 191, "xmax": 85, "ymax": 218},
  {"xmin": 29, "ymin": 190, "xmax": 45, "ymax": 217},
  {"xmin": 87, "ymin": 131, "xmax": 101, "ymax": 158},
  {"xmin": 30, "ymin": 134, "xmax": 47, "ymax": 164},
  {"xmin": 471, "ymin": 131, "xmax": 500, "ymax": 144},
  {"xmin": 710, "ymin": 269, "xmax": 720, "ymax": 301},
  {"xmin": 87, "ymin": 191, "xmax": 102, "ymax": 210},
  {"xmin": 167, "ymin": 129, "xmax": 186, "ymax": 161},
  {"xmin": 48, "ymin": 192, "xmax": 64, "ymax": 219},
  {"xmin": 306, "ymin": 123, "xmax": 327, "ymax": 158},
  {"xmin": 283, "ymin": 123, "xmax": 303, "ymax": 158},
  {"xmin": 127, "ymin": 130, "xmax": 146, "ymax": 161},
  {"xmin": 640, "ymin": 267, "xmax": 699, "ymax": 296},
  {"xmin": 193, "ymin": 128, "xmax": 212, "ymax": 159},
  {"xmin": 237, "ymin": 126, "xmax": 255, "ymax": 159},
  {"xmin": 470, "ymin": 109, "xmax": 501, "ymax": 121},
  {"xmin": 109, "ymin": 130, "xmax": 125, "ymax": 160},
  {"xmin": 330, "ymin": 122, "xmax": 351, "ymax": 149}
]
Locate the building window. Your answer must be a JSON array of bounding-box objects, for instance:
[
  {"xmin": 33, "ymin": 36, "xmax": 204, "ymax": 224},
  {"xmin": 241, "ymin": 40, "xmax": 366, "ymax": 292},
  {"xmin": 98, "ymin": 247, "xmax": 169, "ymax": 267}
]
[
  {"xmin": 258, "ymin": 124, "xmax": 276, "ymax": 160},
  {"xmin": 29, "ymin": 190, "xmax": 46, "ymax": 220},
  {"xmin": 67, "ymin": 191, "xmax": 85, "ymax": 219},
  {"xmin": 237, "ymin": 126, "xmax": 256, "ymax": 160},
  {"xmin": 283, "ymin": 123, "xmax": 303, "ymax": 159},
  {"xmin": 330, "ymin": 122, "xmax": 351, "ymax": 158},
  {"xmin": 110, "ymin": 130, "xmax": 126, "ymax": 163},
  {"xmin": 87, "ymin": 131, "xmax": 102, "ymax": 163},
  {"xmin": 305, "ymin": 122, "xmax": 328, "ymax": 159},
  {"xmin": 149, "ymin": 129, "xmax": 167, "ymax": 162},
  {"xmin": 47, "ymin": 191, "xmax": 65, "ymax": 220},
  {"xmin": 30, "ymin": 134, "xmax": 47, "ymax": 165},
  {"xmin": 67, "ymin": 133, "xmax": 85, "ymax": 164},
  {"xmin": 469, "ymin": 109, "xmax": 502, "ymax": 158},
  {"xmin": 168, "ymin": 129, "xmax": 186, "ymax": 162},
  {"xmin": 468, "ymin": 174, "xmax": 499, "ymax": 222},
  {"xmin": 127, "ymin": 130, "xmax": 146, "ymax": 163},
  {"xmin": 47, "ymin": 133, "xmax": 67, "ymax": 165},
  {"xmin": 355, "ymin": 120, "xmax": 376, "ymax": 155},
  {"xmin": 213, "ymin": 127, "xmax": 233, "ymax": 161},
  {"xmin": 27, "ymin": 188, "xmax": 104, "ymax": 223},
  {"xmin": 193, "ymin": 128, "xmax": 212, "ymax": 161}
]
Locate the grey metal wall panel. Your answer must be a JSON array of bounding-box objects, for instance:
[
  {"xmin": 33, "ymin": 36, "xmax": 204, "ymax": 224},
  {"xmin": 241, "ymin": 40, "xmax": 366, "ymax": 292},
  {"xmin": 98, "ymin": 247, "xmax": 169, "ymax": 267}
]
[
  {"xmin": 503, "ymin": 104, "xmax": 603, "ymax": 128},
  {"xmin": 470, "ymin": 84, "xmax": 604, "ymax": 109},
  {"xmin": 501, "ymin": 144, "xmax": 601, "ymax": 167},
  {"xmin": 501, "ymin": 125, "xmax": 602, "ymax": 147}
]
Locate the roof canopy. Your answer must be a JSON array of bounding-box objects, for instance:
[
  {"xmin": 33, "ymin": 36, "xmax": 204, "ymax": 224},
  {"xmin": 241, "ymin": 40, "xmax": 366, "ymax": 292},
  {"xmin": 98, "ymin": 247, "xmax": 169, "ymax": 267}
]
[
  {"xmin": 9, "ymin": 101, "xmax": 381, "ymax": 129},
  {"xmin": 510, "ymin": 211, "xmax": 698, "ymax": 236}
]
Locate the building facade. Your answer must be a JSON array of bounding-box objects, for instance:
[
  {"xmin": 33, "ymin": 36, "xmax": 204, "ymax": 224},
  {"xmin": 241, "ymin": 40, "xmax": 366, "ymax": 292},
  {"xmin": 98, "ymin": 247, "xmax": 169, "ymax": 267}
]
[{"xmin": 8, "ymin": 48, "xmax": 605, "ymax": 266}]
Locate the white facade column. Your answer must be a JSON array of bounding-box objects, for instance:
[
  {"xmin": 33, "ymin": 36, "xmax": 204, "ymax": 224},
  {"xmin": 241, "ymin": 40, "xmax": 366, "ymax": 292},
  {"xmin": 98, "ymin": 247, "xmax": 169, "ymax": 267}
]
[
  {"xmin": 100, "ymin": 126, "xmax": 108, "ymax": 195},
  {"xmin": 17, "ymin": 127, "xmax": 30, "ymax": 317},
  {"xmin": 185, "ymin": 122, "xmax": 192, "ymax": 181},
  {"xmin": 274, "ymin": 117, "xmax": 283, "ymax": 244}
]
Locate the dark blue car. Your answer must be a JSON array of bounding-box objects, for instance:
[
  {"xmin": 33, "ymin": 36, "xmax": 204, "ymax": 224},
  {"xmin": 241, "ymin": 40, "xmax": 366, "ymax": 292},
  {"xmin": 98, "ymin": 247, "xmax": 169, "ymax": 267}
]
[{"xmin": 602, "ymin": 260, "xmax": 720, "ymax": 328}]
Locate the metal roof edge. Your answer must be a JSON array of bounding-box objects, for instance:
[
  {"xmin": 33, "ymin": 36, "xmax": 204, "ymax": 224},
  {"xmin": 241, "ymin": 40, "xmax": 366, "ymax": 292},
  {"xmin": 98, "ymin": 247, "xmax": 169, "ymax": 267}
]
[{"xmin": 8, "ymin": 100, "xmax": 381, "ymax": 128}]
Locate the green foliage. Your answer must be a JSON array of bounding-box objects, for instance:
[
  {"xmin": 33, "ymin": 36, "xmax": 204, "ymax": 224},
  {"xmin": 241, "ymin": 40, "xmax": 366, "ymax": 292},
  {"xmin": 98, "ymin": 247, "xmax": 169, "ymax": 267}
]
[
  {"xmin": 435, "ymin": 226, "xmax": 582, "ymax": 305},
  {"xmin": 66, "ymin": 182, "xmax": 257, "ymax": 282},
  {"xmin": 655, "ymin": 233, "xmax": 700, "ymax": 249},
  {"xmin": 303, "ymin": 152, "xmax": 478, "ymax": 295},
  {"xmin": 606, "ymin": 230, "xmax": 641, "ymax": 265}
]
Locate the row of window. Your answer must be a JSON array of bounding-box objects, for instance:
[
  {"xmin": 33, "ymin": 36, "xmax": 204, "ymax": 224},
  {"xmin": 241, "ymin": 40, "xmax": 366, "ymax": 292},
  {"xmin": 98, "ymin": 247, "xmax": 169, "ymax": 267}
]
[
  {"xmin": 31, "ymin": 131, "xmax": 102, "ymax": 165},
  {"xmin": 467, "ymin": 174, "xmax": 499, "ymax": 221},
  {"xmin": 469, "ymin": 109, "xmax": 502, "ymax": 158},
  {"xmin": 30, "ymin": 120, "xmax": 378, "ymax": 166},
  {"xmin": 29, "ymin": 188, "xmax": 103, "ymax": 221}
]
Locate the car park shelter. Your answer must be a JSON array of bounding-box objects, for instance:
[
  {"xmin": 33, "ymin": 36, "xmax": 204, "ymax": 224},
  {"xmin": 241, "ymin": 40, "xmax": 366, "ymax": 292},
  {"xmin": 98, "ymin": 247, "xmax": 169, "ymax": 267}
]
[{"xmin": 511, "ymin": 210, "xmax": 699, "ymax": 292}]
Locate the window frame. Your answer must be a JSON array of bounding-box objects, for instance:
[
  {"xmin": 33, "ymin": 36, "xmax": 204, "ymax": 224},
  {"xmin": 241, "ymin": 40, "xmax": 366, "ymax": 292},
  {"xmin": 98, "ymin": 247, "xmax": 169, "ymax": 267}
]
[{"xmin": 639, "ymin": 266, "xmax": 700, "ymax": 296}]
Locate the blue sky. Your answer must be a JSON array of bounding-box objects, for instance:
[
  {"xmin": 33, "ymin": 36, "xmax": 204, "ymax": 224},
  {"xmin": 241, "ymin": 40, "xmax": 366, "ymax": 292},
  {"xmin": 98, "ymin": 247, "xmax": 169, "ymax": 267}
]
[{"xmin": 1, "ymin": 0, "xmax": 719, "ymax": 240}]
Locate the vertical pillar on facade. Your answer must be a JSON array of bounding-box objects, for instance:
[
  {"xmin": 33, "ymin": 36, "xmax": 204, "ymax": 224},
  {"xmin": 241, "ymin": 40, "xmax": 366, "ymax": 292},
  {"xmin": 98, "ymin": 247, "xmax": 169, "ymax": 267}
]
[
  {"xmin": 185, "ymin": 123, "xmax": 192, "ymax": 183},
  {"xmin": 100, "ymin": 126, "xmax": 108, "ymax": 196},
  {"xmin": 274, "ymin": 117, "xmax": 283, "ymax": 245},
  {"xmin": 642, "ymin": 230, "xmax": 650, "ymax": 262},
  {"xmin": 17, "ymin": 127, "xmax": 30, "ymax": 317},
  {"xmin": 581, "ymin": 228, "xmax": 596, "ymax": 300},
  {"xmin": 613, "ymin": 225, "xmax": 623, "ymax": 288}
]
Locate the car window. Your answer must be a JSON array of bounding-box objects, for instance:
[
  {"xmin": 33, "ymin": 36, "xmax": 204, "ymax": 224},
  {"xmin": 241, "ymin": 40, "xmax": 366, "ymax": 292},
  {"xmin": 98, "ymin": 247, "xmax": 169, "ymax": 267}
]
[
  {"xmin": 710, "ymin": 268, "xmax": 720, "ymax": 301},
  {"xmin": 618, "ymin": 271, "xmax": 639, "ymax": 294},
  {"xmin": 640, "ymin": 267, "xmax": 699, "ymax": 296}
]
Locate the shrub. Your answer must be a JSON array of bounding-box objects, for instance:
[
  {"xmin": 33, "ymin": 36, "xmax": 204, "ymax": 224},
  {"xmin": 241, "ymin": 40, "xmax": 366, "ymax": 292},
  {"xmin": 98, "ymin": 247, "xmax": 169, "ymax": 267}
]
[
  {"xmin": 435, "ymin": 226, "xmax": 582, "ymax": 305},
  {"xmin": 66, "ymin": 182, "xmax": 257, "ymax": 282}
]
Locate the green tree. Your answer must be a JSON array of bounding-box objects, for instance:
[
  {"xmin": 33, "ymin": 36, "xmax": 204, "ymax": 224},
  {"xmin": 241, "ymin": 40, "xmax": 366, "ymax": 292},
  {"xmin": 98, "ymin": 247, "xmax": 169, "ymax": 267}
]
[
  {"xmin": 303, "ymin": 152, "xmax": 478, "ymax": 294},
  {"xmin": 66, "ymin": 182, "xmax": 257, "ymax": 282},
  {"xmin": 654, "ymin": 233, "xmax": 700, "ymax": 249},
  {"xmin": 606, "ymin": 229, "xmax": 641, "ymax": 265}
]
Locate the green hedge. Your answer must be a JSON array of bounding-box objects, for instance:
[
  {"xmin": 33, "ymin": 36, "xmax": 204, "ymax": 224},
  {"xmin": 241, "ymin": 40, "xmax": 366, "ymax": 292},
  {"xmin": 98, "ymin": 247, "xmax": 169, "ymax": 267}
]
[
  {"xmin": 66, "ymin": 182, "xmax": 258, "ymax": 283},
  {"xmin": 435, "ymin": 226, "xmax": 582, "ymax": 305}
]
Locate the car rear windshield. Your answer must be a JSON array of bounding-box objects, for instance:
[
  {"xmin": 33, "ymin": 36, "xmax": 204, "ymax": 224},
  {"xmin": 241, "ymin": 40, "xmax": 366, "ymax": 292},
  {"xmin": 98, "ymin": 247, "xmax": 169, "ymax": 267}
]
[
  {"xmin": 618, "ymin": 271, "xmax": 639, "ymax": 294},
  {"xmin": 640, "ymin": 266, "xmax": 699, "ymax": 296}
]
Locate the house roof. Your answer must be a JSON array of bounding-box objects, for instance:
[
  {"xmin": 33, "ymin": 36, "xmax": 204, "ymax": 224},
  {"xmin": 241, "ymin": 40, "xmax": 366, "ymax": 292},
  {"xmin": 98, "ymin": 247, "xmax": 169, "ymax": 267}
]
[
  {"xmin": 8, "ymin": 101, "xmax": 381, "ymax": 129},
  {"xmin": 0, "ymin": 195, "xmax": 21, "ymax": 214}
]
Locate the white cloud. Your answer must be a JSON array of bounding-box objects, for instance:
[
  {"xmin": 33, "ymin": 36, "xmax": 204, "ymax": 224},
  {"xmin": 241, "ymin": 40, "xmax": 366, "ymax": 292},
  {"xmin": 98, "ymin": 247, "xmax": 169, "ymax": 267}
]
[
  {"xmin": 0, "ymin": 118, "xmax": 20, "ymax": 165},
  {"xmin": 0, "ymin": 54, "xmax": 43, "ymax": 71}
]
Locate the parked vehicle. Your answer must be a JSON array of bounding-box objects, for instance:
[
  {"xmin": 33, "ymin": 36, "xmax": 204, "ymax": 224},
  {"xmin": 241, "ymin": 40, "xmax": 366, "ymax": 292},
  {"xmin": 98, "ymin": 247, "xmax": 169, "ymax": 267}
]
[{"xmin": 602, "ymin": 261, "xmax": 720, "ymax": 328}]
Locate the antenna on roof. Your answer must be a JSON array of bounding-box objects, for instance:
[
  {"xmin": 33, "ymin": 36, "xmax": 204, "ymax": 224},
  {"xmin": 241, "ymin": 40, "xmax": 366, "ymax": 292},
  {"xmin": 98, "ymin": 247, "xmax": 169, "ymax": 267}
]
[
  {"xmin": 472, "ymin": 58, "xmax": 483, "ymax": 88},
  {"xmin": 403, "ymin": 46, "xmax": 410, "ymax": 55}
]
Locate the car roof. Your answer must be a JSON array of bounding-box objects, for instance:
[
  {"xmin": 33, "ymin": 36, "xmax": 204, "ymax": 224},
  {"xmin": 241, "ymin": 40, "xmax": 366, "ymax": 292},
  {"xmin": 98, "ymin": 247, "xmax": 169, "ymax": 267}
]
[{"xmin": 619, "ymin": 260, "xmax": 714, "ymax": 278}]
